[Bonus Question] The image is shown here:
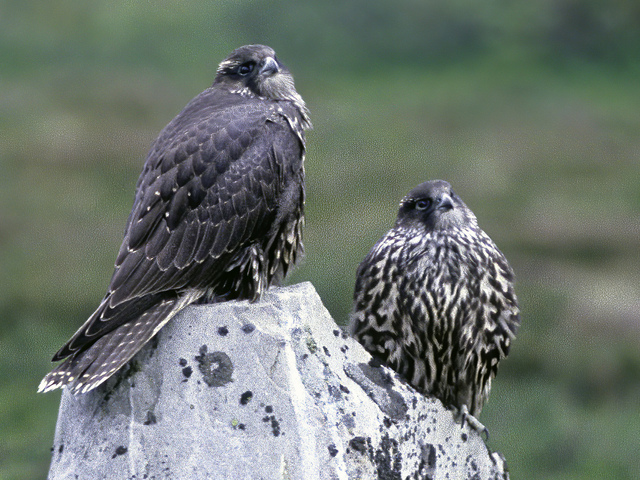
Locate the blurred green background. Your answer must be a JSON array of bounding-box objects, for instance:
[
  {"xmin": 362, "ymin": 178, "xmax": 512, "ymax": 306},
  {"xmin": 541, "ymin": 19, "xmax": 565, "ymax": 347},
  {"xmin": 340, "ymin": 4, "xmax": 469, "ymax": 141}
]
[{"xmin": 2, "ymin": 1, "xmax": 639, "ymax": 478}]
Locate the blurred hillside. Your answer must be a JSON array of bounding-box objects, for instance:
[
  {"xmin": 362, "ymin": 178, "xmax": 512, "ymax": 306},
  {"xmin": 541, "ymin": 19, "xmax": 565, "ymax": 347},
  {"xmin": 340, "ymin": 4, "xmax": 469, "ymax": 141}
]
[{"xmin": 1, "ymin": 1, "xmax": 639, "ymax": 479}]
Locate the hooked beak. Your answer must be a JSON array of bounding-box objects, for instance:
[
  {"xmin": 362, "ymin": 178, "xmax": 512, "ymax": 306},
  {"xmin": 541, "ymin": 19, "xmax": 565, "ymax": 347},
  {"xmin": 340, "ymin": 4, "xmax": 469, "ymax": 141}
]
[
  {"xmin": 437, "ymin": 193, "xmax": 454, "ymax": 211},
  {"xmin": 259, "ymin": 56, "xmax": 280, "ymax": 76}
]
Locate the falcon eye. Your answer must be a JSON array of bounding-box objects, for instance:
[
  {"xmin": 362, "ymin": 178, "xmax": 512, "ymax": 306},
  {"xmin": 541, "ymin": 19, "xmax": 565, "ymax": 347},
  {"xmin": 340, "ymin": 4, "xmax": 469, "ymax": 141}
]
[
  {"xmin": 237, "ymin": 62, "xmax": 255, "ymax": 76},
  {"xmin": 415, "ymin": 199, "xmax": 432, "ymax": 211}
]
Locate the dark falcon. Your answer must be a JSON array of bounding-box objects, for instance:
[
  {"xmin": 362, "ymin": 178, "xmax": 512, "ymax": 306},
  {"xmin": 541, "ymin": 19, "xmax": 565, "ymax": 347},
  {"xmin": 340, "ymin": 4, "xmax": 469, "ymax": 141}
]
[
  {"xmin": 350, "ymin": 180, "xmax": 519, "ymax": 431},
  {"xmin": 39, "ymin": 44, "xmax": 311, "ymax": 394}
]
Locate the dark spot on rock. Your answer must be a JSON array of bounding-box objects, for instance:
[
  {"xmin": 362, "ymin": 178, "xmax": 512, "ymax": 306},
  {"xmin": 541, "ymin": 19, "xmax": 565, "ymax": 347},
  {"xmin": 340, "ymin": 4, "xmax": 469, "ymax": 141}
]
[
  {"xmin": 217, "ymin": 326, "xmax": 229, "ymax": 336},
  {"xmin": 418, "ymin": 443, "xmax": 437, "ymax": 477},
  {"xmin": 349, "ymin": 436, "xmax": 368, "ymax": 454},
  {"xmin": 333, "ymin": 329, "xmax": 340, "ymax": 337},
  {"xmin": 345, "ymin": 362, "xmax": 408, "ymax": 420},
  {"xmin": 323, "ymin": 346, "xmax": 331, "ymax": 356},
  {"xmin": 238, "ymin": 423, "xmax": 246, "ymax": 430},
  {"xmin": 461, "ymin": 432, "xmax": 468, "ymax": 442},
  {"xmin": 241, "ymin": 323, "xmax": 255, "ymax": 334},
  {"xmin": 143, "ymin": 411, "xmax": 157, "ymax": 425},
  {"xmin": 328, "ymin": 384, "xmax": 342, "ymax": 400},
  {"xmin": 383, "ymin": 417, "xmax": 392, "ymax": 428},
  {"xmin": 271, "ymin": 417, "xmax": 281, "ymax": 436},
  {"xmin": 265, "ymin": 405, "xmax": 273, "ymax": 413},
  {"xmin": 360, "ymin": 362, "xmax": 394, "ymax": 389},
  {"xmin": 182, "ymin": 366, "xmax": 193, "ymax": 378},
  {"xmin": 340, "ymin": 345, "xmax": 348, "ymax": 353},
  {"xmin": 368, "ymin": 356, "xmax": 382, "ymax": 368},
  {"xmin": 261, "ymin": 414, "xmax": 281, "ymax": 436},
  {"xmin": 195, "ymin": 345, "xmax": 233, "ymax": 387},
  {"xmin": 58, "ymin": 444, "xmax": 64, "ymax": 454},
  {"xmin": 339, "ymin": 384, "xmax": 350, "ymax": 394},
  {"xmin": 178, "ymin": 358, "xmax": 187, "ymax": 367},
  {"xmin": 112, "ymin": 445, "xmax": 128, "ymax": 459},
  {"xmin": 341, "ymin": 413, "xmax": 356, "ymax": 429},
  {"xmin": 374, "ymin": 434, "xmax": 401, "ymax": 479},
  {"xmin": 240, "ymin": 391, "xmax": 253, "ymax": 405},
  {"xmin": 301, "ymin": 353, "xmax": 309, "ymax": 360},
  {"xmin": 328, "ymin": 444, "xmax": 338, "ymax": 457}
]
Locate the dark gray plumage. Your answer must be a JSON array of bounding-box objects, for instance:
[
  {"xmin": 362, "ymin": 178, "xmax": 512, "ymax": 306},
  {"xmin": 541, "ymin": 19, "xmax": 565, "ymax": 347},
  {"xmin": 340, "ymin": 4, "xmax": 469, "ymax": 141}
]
[
  {"xmin": 39, "ymin": 45, "xmax": 311, "ymax": 394},
  {"xmin": 350, "ymin": 180, "xmax": 519, "ymax": 430}
]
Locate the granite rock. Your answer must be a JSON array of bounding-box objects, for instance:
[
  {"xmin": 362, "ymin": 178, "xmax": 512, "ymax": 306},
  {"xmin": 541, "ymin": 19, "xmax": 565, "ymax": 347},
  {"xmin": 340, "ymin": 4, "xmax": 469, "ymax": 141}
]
[{"xmin": 47, "ymin": 282, "xmax": 509, "ymax": 480}]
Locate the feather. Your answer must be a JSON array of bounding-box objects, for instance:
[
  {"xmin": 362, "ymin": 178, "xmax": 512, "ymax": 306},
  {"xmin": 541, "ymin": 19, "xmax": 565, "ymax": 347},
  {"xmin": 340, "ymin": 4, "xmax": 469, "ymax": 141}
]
[
  {"xmin": 351, "ymin": 180, "xmax": 519, "ymax": 430},
  {"xmin": 40, "ymin": 45, "xmax": 310, "ymax": 394}
]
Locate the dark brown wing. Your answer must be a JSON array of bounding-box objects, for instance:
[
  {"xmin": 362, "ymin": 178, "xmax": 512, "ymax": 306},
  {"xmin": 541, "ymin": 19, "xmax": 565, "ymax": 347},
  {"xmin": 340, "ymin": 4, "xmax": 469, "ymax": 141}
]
[{"xmin": 52, "ymin": 88, "xmax": 305, "ymax": 361}]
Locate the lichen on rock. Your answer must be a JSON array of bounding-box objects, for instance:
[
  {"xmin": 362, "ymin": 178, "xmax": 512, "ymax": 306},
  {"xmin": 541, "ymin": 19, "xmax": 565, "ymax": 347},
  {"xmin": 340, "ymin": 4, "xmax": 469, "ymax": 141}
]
[{"xmin": 46, "ymin": 282, "xmax": 509, "ymax": 480}]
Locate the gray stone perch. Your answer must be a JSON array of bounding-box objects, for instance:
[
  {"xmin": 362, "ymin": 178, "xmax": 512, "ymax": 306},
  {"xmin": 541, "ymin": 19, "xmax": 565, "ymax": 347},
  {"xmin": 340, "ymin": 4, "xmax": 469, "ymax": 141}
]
[{"xmin": 47, "ymin": 282, "xmax": 509, "ymax": 479}]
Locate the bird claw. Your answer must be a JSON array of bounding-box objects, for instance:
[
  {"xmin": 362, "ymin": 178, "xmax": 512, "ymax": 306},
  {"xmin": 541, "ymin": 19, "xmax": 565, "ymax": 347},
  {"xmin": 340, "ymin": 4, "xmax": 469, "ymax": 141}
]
[{"xmin": 457, "ymin": 404, "xmax": 489, "ymax": 441}]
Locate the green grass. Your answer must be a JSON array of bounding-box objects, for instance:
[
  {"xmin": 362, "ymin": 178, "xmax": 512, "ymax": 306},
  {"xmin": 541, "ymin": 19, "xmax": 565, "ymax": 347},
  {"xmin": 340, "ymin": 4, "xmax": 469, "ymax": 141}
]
[{"xmin": 3, "ymin": 61, "xmax": 640, "ymax": 479}]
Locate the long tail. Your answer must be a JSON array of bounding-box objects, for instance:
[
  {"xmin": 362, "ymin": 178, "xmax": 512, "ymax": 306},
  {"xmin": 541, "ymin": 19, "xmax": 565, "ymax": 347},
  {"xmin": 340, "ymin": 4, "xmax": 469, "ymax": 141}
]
[{"xmin": 38, "ymin": 292, "xmax": 198, "ymax": 394}]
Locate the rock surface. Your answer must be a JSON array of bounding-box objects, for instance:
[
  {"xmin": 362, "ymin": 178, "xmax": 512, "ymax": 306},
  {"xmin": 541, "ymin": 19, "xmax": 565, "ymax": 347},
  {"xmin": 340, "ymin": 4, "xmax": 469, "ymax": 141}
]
[{"xmin": 47, "ymin": 282, "xmax": 509, "ymax": 480}]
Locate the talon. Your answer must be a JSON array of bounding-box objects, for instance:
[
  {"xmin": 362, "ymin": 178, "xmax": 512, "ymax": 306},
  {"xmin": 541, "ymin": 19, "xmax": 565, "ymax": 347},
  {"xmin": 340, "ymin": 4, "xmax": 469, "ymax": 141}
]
[{"xmin": 456, "ymin": 404, "xmax": 489, "ymax": 440}]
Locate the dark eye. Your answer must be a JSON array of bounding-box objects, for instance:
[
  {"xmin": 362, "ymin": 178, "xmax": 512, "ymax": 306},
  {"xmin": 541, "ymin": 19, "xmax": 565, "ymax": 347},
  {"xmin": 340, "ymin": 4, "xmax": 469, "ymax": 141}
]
[
  {"xmin": 415, "ymin": 199, "xmax": 431, "ymax": 211},
  {"xmin": 237, "ymin": 62, "xmax": 255, "ymax": 76}
]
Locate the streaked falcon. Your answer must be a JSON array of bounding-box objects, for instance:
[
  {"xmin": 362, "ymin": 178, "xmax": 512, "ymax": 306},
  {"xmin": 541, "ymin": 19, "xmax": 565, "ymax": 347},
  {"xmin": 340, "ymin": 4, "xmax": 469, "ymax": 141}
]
[{"xmin": 350, "ymin": 180, "xmax": 519, "ymax": 433}]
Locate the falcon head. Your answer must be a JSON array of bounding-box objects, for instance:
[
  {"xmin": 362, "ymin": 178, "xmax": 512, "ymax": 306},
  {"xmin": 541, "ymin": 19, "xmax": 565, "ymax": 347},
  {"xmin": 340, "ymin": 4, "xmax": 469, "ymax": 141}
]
[
  {"xmin": 214, "ymin": 44, "xmax": 310, "ymax": 124},
  {"xmin": 396, "ymin": 180, "xmax": 478, "ymax": 232}
]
